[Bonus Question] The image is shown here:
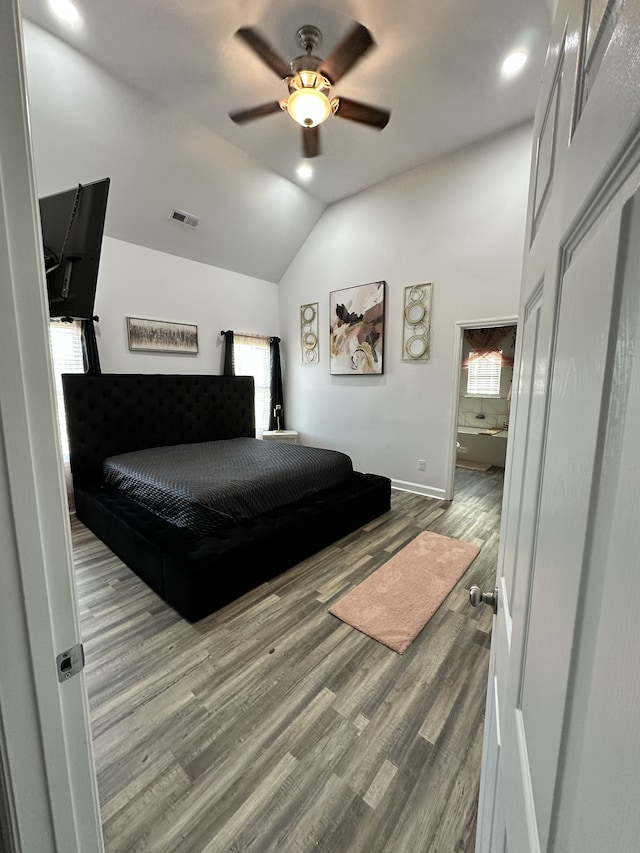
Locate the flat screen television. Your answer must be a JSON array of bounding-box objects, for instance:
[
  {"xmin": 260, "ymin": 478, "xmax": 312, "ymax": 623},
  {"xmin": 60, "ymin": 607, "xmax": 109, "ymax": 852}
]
[{"xmin": 39, "ymin": 177, "xmax": 110, "ymax": 319}]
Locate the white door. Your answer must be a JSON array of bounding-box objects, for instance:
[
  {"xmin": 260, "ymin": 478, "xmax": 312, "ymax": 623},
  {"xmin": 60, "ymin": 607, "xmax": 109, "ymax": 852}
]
[
  {"xmin": 476, "ymin": 0, "xmax": 640, "ymax": 850},
  {"xmin": 0, "ymin": 2, "xmax": 103, "ymax": 850}
]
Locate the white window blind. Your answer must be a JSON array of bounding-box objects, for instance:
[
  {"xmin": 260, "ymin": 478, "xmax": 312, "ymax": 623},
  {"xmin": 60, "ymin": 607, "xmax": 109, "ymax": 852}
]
[
  {"xmin": 466, "ymin": 351, "xmax": 502, "ymax": 397},
  {"xmin": 49, "ymin": 320, "xmax": 84, "ymax": 464},
  {"xmin": 233, "ymin": 333, "xmax": 271, "ymax": 435}
]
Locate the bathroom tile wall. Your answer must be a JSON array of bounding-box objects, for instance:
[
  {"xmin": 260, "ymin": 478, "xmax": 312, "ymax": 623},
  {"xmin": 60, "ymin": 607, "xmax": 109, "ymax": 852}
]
[{"xmin": 458, "ymin": 395, "xmax": 509, "ymax": 429}]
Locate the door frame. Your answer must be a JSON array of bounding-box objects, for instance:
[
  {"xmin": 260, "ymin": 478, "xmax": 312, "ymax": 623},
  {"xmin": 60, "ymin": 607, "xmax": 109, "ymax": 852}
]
[
  {"xmin": 446, "ymin": 316, "xmax": 518, "ymax": 500},
  {"xmin": 0, "ymin": 2, "xmax": 103, "ymax": 850}
]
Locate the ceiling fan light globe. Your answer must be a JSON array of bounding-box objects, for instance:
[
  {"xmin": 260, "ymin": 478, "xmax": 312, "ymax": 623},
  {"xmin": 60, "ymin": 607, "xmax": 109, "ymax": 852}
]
[{"xmin": 287, "ymin": 87, "xmax": 331, "ymax": 128}]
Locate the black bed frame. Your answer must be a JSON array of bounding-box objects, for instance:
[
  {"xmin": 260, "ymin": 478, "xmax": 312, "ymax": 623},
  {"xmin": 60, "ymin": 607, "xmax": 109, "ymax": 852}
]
[{"xmin": 62, "ymin": 374, "xmax": 391, "ymax": 621}]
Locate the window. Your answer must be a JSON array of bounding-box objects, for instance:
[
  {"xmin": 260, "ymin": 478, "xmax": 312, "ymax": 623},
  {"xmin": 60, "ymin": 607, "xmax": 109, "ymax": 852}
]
[
  {"xmin": 48, "ymin": 320, "xmax": 84, "ymax": 465},
  {"xmin": 233, "ymin": 333, "xmax": 271, "ymax": 435},
  {"xmin": 466, "ymin": 350, "xmax": 502, "ymax": 397}
]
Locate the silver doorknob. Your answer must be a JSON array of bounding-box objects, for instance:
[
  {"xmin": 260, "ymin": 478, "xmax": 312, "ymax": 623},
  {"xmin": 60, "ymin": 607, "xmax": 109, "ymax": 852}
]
[{"xmin": 469, "ymin": 585, "xmax": 498, "ymax": 615}]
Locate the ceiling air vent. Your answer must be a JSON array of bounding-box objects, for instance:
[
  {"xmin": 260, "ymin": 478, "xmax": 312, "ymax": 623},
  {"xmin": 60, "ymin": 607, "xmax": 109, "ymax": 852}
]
[{"xmin": 169, "ymin": 208, "xmax": 199, "ymax": 228}]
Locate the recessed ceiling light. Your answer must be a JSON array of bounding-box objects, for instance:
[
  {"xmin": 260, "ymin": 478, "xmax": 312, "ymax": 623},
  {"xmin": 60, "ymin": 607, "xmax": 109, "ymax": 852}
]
[
  {"xmin": 296, "ymin": 165, "xmax": 313, "ymax": 180},
  {"xmin": 502, "ymin": 50, "xmax": 528, "ymax": 77},
  {"xmin": 49, "ymin": 0, "xmax": 80, "ymax": 25}
]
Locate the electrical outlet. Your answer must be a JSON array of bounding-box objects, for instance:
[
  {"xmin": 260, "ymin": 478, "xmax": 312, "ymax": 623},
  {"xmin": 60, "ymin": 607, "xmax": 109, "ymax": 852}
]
[{"xmin": 418, "ymin": 459, "xmax": 426, "ymax": 471}]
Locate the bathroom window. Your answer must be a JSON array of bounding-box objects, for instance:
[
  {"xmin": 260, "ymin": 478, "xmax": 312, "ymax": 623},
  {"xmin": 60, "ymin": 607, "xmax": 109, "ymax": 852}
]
[{"xmin": 466, "ymin": 351, "xmax": 502, "ymax": 397}]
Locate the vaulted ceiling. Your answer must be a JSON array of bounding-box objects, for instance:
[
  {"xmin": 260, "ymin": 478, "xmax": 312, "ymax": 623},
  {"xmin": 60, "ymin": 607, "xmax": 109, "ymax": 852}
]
[{"xmin": 19, "ymin": 0, "xmax": 551, "ymax": 282}]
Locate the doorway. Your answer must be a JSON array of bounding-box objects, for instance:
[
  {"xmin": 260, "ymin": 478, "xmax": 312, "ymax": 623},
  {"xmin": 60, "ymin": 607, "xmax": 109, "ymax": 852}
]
[{"xmin": 447, "ymin": 317, "xmax": 517, "ymax": 500}]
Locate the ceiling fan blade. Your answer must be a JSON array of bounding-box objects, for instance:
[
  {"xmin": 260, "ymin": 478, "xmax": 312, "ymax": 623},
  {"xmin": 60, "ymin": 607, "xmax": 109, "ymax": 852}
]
[
  {"xmin": 235, "ymin": 27, "xmax": 291, "ymax": 80},
  {"xmin": 318, "ymin": 23, "xmax": 375, "ymax": 84},
  {"xmin": 302, "ymin": 126, "xmax": 320, "ymax": 158},
  {"xmin": 334, "ymin": 97, "xmax": 390, "ymax": 130},
  {"xmin": 229, "ymin": 102, "xmax": 283, "ymax": 124}
]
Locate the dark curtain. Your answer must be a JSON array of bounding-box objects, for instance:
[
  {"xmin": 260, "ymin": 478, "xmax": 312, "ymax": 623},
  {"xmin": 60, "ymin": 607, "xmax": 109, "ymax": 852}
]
[
  {"xmin": 221, "ymin": 330, "xmax": 235, "ymax": 376},
  {"xmin": 462, "ymin": 326, "xmax": 515, "ymax": 367},
  {"xmin": 269, "ymin": 336, "xmax": 285, "ymax": 431},
  {"xmin": 81, "ymin": 316, "xmax": 101, "ymax": 374}
]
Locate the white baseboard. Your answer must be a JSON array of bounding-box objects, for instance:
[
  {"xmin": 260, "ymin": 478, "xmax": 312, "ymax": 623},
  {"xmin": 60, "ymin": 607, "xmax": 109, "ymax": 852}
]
[{"xmin": 391, "ymin": 480, "xmax": 448, "ymax": 501}]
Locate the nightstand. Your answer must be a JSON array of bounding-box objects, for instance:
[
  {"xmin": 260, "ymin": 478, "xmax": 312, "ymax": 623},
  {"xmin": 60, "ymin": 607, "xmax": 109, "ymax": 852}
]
[{"xmin": 262, "ymin": 430, "xmax": 299, "ymax": 445}]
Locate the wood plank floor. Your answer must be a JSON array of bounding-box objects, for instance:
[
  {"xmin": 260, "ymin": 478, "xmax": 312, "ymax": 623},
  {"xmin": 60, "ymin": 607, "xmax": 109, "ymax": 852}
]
[{"xmin": 72, "ymin": 467, "xmax": 504, "ymax": 853}]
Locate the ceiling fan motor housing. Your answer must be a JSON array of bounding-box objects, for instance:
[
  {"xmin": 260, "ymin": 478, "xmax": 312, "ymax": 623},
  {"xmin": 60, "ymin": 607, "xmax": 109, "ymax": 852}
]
[{"xmin": 289, "ymin": 54, "xmax": 322, "ymax": 75}]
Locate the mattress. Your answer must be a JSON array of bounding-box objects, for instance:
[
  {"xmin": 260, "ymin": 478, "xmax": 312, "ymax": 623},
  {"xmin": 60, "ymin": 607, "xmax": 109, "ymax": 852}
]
[{"xmin": 103, "ymin": 437, "xmax": 353, "ymax": 535}]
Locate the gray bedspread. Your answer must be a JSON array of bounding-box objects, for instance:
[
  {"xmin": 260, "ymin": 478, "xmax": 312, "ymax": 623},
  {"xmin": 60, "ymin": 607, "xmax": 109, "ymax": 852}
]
[{"xmin": 103, "ymin": 437, "xmax": 353, "ymax": 534}]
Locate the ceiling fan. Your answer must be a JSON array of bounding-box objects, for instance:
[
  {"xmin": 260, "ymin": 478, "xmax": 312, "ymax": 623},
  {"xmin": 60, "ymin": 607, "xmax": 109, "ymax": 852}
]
[{"xmin": 229, "ymin": 23, "xmax": 391, "ymax": 158}]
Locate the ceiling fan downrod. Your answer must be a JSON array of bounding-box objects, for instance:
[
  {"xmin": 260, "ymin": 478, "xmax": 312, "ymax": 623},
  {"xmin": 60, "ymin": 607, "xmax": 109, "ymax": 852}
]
[{"xmin": 296, "ymin": 25, "xmax": 322, "ymax": 55}]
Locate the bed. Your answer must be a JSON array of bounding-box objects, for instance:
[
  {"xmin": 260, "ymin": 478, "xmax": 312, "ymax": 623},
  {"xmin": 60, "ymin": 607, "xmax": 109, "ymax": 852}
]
[{"xmin": 62, "ymin": 373, "xmax": 391, "ymax": 621}]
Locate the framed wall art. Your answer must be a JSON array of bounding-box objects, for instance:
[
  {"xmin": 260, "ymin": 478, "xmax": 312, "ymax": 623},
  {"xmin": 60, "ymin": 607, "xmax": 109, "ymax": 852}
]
[
  {"xmin": 329, "ymin": 281, "xmax": 385, "ymax": 375},
  {"xmin": 402, "ymin": 283, "xmax": 432, "ymax": 361},
  {"xmin": 126, "ymin": 317, "xmax": 199, "ymax": 354},
  {"xmin": 300, "ymin": 302, "xmax": 319, "ymax": 364}
]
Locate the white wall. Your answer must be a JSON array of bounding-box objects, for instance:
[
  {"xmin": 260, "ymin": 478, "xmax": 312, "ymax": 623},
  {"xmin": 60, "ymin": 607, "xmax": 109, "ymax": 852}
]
[
  {"xmin": 94, "ymin": 237, "xmax": 279, "ymax": 374},
  {"xmin": 278, "ymin": 123, "xmax": 532, "ymax": 497}
]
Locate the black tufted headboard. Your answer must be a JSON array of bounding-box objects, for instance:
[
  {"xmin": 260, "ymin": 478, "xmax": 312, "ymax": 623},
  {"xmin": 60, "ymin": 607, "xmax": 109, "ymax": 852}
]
[{"xmin": 62, "ymin": 374, "xmax": 255, "ymax": 487}]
